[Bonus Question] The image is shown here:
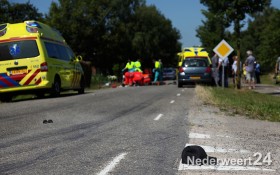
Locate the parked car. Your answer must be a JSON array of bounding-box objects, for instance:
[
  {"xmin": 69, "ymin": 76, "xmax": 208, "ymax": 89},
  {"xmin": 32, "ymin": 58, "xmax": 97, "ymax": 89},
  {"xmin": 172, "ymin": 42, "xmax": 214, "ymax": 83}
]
[
  {"xmin": 163, "ymin": 68, "xmax": 176, "ymax": 80},
  {"xmin": 177, "ymin": 57, "xmax": 212, "ymax": 87}
]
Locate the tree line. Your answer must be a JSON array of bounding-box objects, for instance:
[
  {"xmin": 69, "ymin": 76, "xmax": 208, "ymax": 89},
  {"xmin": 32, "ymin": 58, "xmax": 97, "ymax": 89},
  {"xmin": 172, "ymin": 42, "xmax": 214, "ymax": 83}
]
[
  {"xmin": 1, "ymin": 0, "xmax": 279, "ymax": 73},
  {"xmin": 197, "ymin": 0, "xmax": 279, "ymax": 72},
  {"xmin": 0, "ymin": 0, "xmax": 181, "ymax": 74}
]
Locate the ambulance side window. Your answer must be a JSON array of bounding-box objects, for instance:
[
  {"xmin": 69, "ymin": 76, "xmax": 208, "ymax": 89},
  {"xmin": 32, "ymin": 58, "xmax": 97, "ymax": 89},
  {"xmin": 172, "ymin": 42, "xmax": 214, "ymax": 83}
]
[
  {"xmin": 57, "ymin": 45, "xmax": 70, "ymax": 61},
  {"xmin": 45, "ymin": 42, "xmax": 70, "ymax": 61},
  {"xmin": 45, "ymin": 42, "xmax": 59, "ymax": 59}
]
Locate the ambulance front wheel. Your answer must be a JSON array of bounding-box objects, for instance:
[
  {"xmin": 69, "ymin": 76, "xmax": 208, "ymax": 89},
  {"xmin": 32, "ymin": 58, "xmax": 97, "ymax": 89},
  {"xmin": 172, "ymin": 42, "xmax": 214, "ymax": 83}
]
[{"xmin": 51, "ymin": 77, "xmax": 61, "ymax": 97}]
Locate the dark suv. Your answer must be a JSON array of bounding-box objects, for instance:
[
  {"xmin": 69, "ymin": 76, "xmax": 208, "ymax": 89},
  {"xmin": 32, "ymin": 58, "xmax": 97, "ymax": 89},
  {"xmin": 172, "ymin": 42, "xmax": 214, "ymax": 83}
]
[{"xmin": 177, "ymin": 57, "xmax": 212, "ymax": 87}]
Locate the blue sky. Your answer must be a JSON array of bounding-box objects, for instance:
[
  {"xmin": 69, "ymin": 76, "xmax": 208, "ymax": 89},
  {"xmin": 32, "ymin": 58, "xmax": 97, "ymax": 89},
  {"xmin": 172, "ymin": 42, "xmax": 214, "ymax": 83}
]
[{"xmin": 9, "ymin": 0, "xmax": 280, "ymax": 48}]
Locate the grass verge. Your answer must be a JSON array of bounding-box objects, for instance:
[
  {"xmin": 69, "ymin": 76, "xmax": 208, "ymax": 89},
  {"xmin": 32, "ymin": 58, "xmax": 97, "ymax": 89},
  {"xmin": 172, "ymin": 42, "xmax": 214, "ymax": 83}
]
[
  {"xmin": 260, "ymin": 73, "xmax": 276, "ymax": 85},
  {"xmin": 195, "ymin": 85, "xmax": 280, "ymax": 122}
]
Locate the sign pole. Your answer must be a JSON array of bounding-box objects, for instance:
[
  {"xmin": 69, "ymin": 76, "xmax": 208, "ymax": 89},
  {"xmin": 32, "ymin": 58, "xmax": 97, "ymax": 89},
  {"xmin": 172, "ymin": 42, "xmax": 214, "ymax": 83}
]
[
  {"xmin": 222, "ymin": 64, "xmax": 225, "ymax": 88},
  {"xmin": 213, "ymin": 39, "xmax": 234, "ymax": 89}
]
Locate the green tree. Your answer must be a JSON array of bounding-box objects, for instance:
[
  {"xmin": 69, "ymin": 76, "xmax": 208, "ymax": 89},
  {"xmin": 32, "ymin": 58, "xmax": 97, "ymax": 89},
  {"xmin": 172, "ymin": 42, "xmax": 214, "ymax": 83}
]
[
  {"xmin": 131, "ymin": 5, "xmax": 181, "ymax": 67},
  {"xmin": 46, "ymin": 0, "xmax": 146, "ymax": 72},
  {"xmin": 196, "ymin": 10, "xmax": 231, "ymax": 54},
  {"xmin": 0, "ymin": 0, "xmax": 10, "ymax": 23},
  {"xmin": 199, "ymin": 0, "xmax": 271, "ymax": 88},
  {"xmin": 46, "ymin": 0, "xmax": 181, "ymax": 73},
  {"xmin": 241, "ymin": 7, "xmax": 280, "ymax": 71},
  {"xmin": 0, "ymin": 0, "xmax": 43, "ymax": 23}
]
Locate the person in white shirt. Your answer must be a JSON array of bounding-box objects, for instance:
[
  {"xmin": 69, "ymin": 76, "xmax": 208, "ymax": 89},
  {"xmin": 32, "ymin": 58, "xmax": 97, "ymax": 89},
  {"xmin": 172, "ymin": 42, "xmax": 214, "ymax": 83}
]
[{"xmin": 232, "ymin": 55, "xmax": 238, "ymax": 86}]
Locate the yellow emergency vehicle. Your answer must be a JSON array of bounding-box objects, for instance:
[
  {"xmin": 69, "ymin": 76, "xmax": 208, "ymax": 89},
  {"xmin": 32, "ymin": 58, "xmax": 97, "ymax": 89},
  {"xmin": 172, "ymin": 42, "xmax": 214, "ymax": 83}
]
[
  {"xmin": 0, "ymin": 21, "xmax": 85, "ymax": 101},
  {"xmin": 177, "ymin": 47, "xmax": 211, "ymax": 67}
]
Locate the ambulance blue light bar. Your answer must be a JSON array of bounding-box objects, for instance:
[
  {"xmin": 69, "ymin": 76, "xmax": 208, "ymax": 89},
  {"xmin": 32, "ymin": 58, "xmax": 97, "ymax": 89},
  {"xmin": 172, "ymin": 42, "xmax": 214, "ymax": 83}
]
[
  {"xmin": 26, "ymin": 21, "xmax": 42, "ymax": 33},
  {"xmin": 26, "ymin": 21, "xmax": 42, "ymax": 28}
]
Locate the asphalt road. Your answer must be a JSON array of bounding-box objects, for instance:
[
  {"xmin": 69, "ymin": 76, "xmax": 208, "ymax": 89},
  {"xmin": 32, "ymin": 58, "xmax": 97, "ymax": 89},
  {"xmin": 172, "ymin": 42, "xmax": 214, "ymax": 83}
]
[{"xmin": 0, "ymin": 84, "xmax": 193, "ymax": 175}]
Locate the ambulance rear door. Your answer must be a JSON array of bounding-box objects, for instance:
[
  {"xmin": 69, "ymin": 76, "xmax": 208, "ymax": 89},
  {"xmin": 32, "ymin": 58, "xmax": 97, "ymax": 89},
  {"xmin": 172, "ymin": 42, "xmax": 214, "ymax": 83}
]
[{"xmin": 0, "ymin": 38, "xmax": 43, "ymax": 89}]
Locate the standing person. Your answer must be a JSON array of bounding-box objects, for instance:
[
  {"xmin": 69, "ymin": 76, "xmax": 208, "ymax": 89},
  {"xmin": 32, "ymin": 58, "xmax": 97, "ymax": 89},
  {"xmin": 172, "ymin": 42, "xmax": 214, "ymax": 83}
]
[
  {"xmin": 217, "ymin": 56, "xmax": 229, "ymax": 87},
  {"xmin": 211, "ymin": 53, "xmax": 219, "ymax": 86},
  {"xmin": 255, "ymin": 61, "xmax": 261, "ymax": 84},
  {"xmin": 153, "ymin": 59, "xmax": 160, "ymax": 82},
  {"xmin": 245, "ymin": 50, "xmax": 256, "ymax": 89},
  {"xmin": 232, "ymin": 55, "xmax": 238, "ymax": 87}
]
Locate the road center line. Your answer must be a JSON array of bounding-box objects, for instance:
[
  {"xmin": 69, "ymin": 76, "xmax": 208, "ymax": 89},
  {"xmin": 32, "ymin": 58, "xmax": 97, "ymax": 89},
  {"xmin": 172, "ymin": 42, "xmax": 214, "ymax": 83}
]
[
  {"xmin": 97, "ymin": 152, "xmax": 128, "ymax": 175},
  {"xmin": 170, "ymin": 100, "xmax": 175, "ymax": 104},
  {"xmin": 154, "ymin": 114, "xmax": 163, "ymax": 121},
  {"xmin": 177, "ymin": 93, "xmax": 181, "ymax": 96}
]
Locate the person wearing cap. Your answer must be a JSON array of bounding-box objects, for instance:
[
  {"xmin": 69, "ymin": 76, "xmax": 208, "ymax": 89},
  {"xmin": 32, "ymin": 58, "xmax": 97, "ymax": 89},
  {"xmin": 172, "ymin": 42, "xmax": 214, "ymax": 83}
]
[{"xmin": 245, "ymin": 50, "xmax": 256, "ymax": 89}]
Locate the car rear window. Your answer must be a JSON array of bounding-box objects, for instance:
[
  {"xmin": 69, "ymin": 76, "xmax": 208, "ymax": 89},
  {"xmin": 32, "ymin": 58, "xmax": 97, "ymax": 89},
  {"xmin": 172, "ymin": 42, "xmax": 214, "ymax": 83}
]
[
  {"xmin": 183, "ymin": 58, "xmax": 208, "ymax": 67},
  {"xmin": 0, "ymin": 40, "xmax": 39, "ymax": 61}
]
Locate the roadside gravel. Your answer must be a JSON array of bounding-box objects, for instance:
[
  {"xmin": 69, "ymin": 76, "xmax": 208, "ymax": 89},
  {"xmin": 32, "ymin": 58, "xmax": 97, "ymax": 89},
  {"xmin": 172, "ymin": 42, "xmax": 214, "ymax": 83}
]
[{"xmin": 179, "ymin": 94, "xmax": 280, "ymax": 175}]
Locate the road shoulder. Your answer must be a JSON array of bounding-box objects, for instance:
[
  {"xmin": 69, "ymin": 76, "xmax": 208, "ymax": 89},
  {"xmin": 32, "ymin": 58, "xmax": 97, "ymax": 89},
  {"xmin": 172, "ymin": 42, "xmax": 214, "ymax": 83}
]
[{"xmin": 179, "ymin": 94, "xmax": 280, "ymax": 175}]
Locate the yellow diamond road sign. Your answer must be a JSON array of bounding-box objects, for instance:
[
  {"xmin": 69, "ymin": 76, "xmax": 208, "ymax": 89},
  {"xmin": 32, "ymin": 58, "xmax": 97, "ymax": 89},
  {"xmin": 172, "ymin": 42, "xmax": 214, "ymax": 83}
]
[{"xmin": 213, "ymin": 39, "xmax": 234, "ymax": 59}]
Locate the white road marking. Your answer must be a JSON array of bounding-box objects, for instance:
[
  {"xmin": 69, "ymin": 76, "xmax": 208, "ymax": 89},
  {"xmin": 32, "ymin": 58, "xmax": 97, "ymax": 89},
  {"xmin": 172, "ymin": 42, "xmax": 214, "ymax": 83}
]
[
  {"xmin": 154, "ymin": 114, "xmax": 163, "ymax": 121},
  {"xmin": 189, "ymin": 133, "xmax": 211, "ymax": 139},
  {"xmin": 181, "ymin": 89, "xmax": 185, "ymax": 92},
  {"xmin": 184, "ymin": 144, "xmax": 250, "ymax": 153},
  {"xmin": 97, "ymin": 152, "xmax": 127, "ymax": 175},
  {"xmin": 170, "ymin": 100, "xmax": 175, "ymax": 104},
  {"xmin": 178, "ymin": 161, "xmax": 275, "ymax": 171},
  {"xmin": 189, "ymin": 133, "xmax": 232, "ymax": 139},
  {"xmin": 177, "ymin": 93, "xmax": 181, "ymax": 96}
]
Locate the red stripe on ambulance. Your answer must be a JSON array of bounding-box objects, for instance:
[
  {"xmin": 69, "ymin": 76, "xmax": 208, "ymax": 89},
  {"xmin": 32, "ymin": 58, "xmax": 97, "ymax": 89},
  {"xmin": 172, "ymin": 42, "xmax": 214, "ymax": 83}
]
[
  {"xmin": 24, "ymin": 69, "xmax": 40, "ymax": 85},
  {"xmin": 35, "ymin": 77, "xmax": 42, "ymax": 85}
]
